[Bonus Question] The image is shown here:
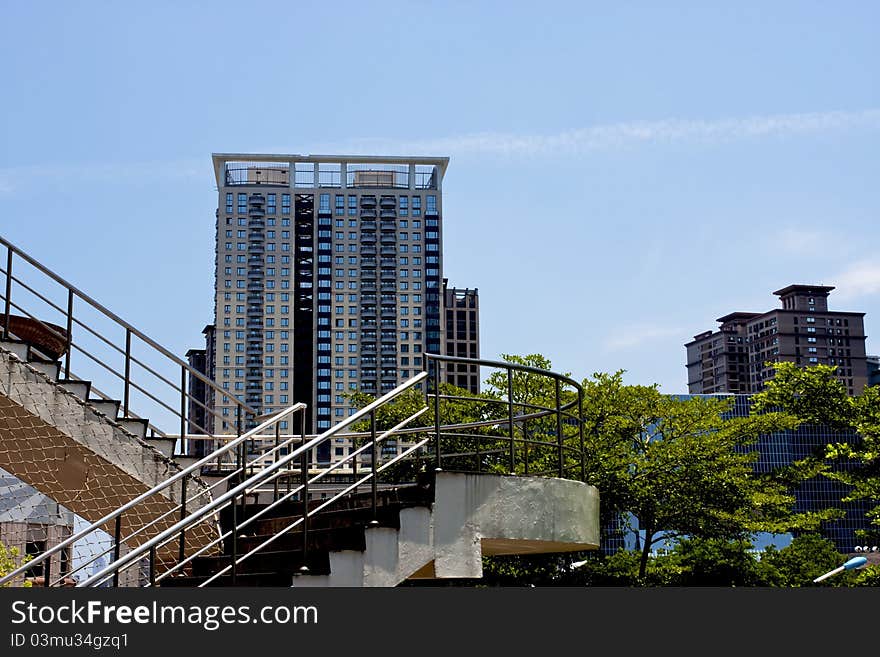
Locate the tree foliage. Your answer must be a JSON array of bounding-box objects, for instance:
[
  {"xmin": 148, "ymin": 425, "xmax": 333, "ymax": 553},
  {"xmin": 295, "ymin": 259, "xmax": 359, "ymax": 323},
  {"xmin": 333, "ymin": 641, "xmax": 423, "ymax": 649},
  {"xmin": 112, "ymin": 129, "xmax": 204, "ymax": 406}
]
[
  {"xmin": 753, "ymin": 362, "xmax": 880, "ymax": 541},
  {"xmin": 0, "ymin": 542, "xmax": 31, "ymax": 588}
]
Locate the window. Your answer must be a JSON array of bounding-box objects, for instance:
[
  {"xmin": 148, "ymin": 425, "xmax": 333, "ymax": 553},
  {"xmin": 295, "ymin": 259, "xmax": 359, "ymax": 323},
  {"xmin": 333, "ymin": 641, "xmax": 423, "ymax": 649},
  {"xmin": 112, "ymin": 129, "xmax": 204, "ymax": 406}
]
[
  {"xmin": 399, "ymin": 196, "xmax": 408, "ymax": 216},
  {"xmin": 411, "ymin": 196, "xmax": 421, "ymax": 216},
  {"xmin": 226, "ymin": 192, "xmax": 233, "ymax": 214},
  {"xmin": 282, "ymin": 194, "xmax": 291, "ymax": 214},
  {"xmin": 426, "ymin": 195, "xmax": 437, "ymax": 214},
  {"xmin": 238, "ymin": 193, "xmax": 247, "ymax": 214},
  {"xmin": 335, "ymin": 195, "xmax": 345, "ymax": 215},
  {"xmin": 319, "ymin": 193, "xmax": 330, "ymax": 212},
  {"xmin": 348, "ymin": 195, "xmax": 357, "ymax": 215}
]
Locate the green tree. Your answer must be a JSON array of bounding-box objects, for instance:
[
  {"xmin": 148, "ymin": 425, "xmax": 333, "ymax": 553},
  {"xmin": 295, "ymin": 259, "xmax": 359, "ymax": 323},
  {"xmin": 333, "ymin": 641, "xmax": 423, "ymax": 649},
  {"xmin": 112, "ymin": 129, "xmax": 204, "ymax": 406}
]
[
  {"xmin": 0, "ymin": 541, "xmax": 32, "ymax": 588},
  {"xmin": 759, "ymin": 533, "xmax": 854, "ymax": 587},
  {"xmin": 753, "ymin": 362, "xmax": 880, "ymax": 542},
  {"xmin": 579, "ymin": 371, "xmax": 834, "ymax": 581}
]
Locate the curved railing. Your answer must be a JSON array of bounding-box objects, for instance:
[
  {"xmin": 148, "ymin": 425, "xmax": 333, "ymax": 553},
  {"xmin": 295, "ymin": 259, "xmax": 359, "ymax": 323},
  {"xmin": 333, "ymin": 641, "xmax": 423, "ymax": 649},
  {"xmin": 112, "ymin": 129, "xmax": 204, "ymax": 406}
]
[{"xmin": 420, "ymin": 354, "xmax": 585, "ymax": 479}]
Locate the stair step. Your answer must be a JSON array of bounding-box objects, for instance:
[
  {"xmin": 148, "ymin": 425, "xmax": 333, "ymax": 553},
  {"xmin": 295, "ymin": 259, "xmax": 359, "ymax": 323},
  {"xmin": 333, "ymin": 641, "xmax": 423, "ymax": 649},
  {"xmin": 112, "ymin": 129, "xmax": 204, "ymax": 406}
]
[
  {"xmin": 28, "ymin": 359, "xmax": 60, "ymax": 381},
  {"xmin": 88, "ymin": 398, "xmax": 120, "ymax": 419},
  {"xmin": 116, "ymin": 417, "xmax": 148, "ymax": 439},
  {"xmin": 0, "ymin": 339, "xmax": 30, "ymax": 361},
  {"xmin": 57, "ymin": 379, "xmax": 91, "ymax": 401},
  {"xmin": 147, "ymin": 436, "xmax": 177, "ymax": 458}
]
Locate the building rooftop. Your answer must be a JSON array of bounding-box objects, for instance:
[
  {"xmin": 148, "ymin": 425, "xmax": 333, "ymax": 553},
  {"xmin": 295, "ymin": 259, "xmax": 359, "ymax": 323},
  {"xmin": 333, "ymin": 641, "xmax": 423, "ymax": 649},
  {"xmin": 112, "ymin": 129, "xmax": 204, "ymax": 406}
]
[
  {"xmin": 212, "ymin": 153, "xmax": 449, "ymax": 190},
  {"xmin": 772, "ymin": 284, "xmax": 835, "ymax": 297}
]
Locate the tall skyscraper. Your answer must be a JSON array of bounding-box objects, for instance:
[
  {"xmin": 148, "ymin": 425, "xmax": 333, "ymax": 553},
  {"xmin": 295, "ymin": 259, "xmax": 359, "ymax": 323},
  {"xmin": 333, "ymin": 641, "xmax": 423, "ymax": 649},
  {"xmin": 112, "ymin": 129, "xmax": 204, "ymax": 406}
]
[
  {"xmin": 686, "ymin": 284, "xmax": 869, "ymax": 395},
  {"xmin": 209, "ymin": 154, "xmax": 448, "ymax": 461}
]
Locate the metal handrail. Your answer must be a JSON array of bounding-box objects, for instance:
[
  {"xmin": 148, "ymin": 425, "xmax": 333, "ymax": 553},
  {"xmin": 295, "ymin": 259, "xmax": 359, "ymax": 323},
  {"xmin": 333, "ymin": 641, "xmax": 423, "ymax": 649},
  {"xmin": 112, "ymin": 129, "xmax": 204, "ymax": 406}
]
[
  {"xmin": 0, "ymin": 234, "xmax": 256, "ymax": 427},
  {"xmin": 0, "ymin": 400, "xmax": 307, "ymax": 588},
  {"xmin": 423, "ymin": 353, "xmax": 585, "ymax": 479},
  {"xmin": 79, "ymin": 372, "xmax": 429, "ymax": 587}
]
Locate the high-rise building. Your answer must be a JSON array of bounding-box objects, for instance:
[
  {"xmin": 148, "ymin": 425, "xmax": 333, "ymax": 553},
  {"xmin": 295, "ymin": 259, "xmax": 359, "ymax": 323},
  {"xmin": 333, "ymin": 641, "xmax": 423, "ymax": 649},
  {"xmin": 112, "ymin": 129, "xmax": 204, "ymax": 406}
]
[
  {"xmin": 686, "ymin": 284, "xmax": 868, "ymax": 395},
  {"xmin": 209, "ymin": 154, "xmax": 448, "ymax": 462},
  {"xmin": 442, "ymin": 279, "xmax": 480, "ymax": 394}
]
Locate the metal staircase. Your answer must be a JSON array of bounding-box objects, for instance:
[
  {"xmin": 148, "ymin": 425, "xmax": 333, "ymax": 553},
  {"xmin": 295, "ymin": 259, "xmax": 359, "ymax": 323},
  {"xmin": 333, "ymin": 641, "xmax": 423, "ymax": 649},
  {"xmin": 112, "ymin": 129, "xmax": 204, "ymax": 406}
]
[
  {"xmin": 0, "ymin": 234, "xmax": 601, "ymax": 588},
  {"xmin": 0, "ymin": 235, "xmax": 257, "ymax": 585}
]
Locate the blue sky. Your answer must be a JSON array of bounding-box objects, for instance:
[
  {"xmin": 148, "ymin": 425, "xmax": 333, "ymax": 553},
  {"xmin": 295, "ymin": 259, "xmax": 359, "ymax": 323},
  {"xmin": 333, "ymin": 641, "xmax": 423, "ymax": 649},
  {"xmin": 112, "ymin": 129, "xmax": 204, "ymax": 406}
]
[{"xmin": 2, "ymin": 1, "xmax": 878, "ymax": 394}]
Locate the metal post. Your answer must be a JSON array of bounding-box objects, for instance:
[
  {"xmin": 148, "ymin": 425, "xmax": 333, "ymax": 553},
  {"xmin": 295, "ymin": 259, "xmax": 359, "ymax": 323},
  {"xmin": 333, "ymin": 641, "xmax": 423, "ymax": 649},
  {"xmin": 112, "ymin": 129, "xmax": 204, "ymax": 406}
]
[
  {"xmin": 273, "ymin": 421, "xmax": 280, "ymax": 503},
  {"xmin": 178, "ymin": 477, "xmax": 188, "ymax": 566},
  {"xmin": 179, "ymin": 365, "xmax": 187, "ymax": 456},
  {"xmin": 370, "ymin": 410, "xmax": 378, "ymax": 525},
  {"xmin": 112, "ymin": 516, "xmax": 122, "ymax": 588},
  {"xmin": 123, "ymin": 330, "xmax": 131, "ymax": 416},
  {"xmin": 2, "ymin": 248, "xmax": 11, "ymax": 340},
  {"xmin": 43, "ymin": 552, "xmax": 51, "ymax": 587},
  {"xmin": 300, "ymin": 410, "xmax": 309, "ymax": 573},
  {"xmin": 523, "ymin": 419, "xmax": 529, "ymax": 476},
  {"xmin": 64, "ymin": 290, "xmax": 73, "ymax": 379},
  {"xmin": 433, "ymin": 359, "xmax": 441, "ymax": 471},
  {"xmin": 149, "ymin": 546, "xmax": 156, "ymax": 587},
  {"xmin": 556, "ymin": 378, "xmax": 563, "ymax": 477},
  {"xmin": 578, "ymin": 388, "xmax": 585, "ymax": 482},
  {"xmin": 507, "ymin": 368, "xmax": 515, "ymax": 475},
  {"xmin": 230, "ymin": 500, "xmax": 238, "ymax": 586}
]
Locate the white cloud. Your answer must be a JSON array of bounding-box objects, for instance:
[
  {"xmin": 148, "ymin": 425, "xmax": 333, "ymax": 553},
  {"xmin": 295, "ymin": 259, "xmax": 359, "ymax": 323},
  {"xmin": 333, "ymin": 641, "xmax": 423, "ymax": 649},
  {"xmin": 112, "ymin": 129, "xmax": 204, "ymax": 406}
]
[
  {"xmin": 341, "ymin": 108, "xmax": 880, "ymax": 157},
  {"xmin": 604, "ymin": 325, "xmax": 685, "ymax": 351},
  {"xmin": 0, "ymin": 158, "xmax": 205, "ymax": 195},
  {"xmin": 828, "ymin": 261, "xmax": 880, "ymax": 300}
]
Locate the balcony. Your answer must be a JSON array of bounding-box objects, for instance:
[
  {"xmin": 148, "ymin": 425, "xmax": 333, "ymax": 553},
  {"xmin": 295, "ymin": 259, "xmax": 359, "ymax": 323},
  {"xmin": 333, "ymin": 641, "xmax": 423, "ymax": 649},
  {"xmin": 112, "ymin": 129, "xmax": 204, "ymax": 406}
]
[
  {"xmin": 380, "ymin": 269, "xmax": 396, "ymax": 280},
  {"xmin": 361, "ymin": 257, "xmax": 377, "ymax": 267},
  {"xmin": 380, "ymin": 257, "xmax": 396, "ymax": 267},
  {"xmin": 380, "ymin": 246, "xmax": 396, "ymax": 255},
  {"xmin": 360, "ymin": 245, "xmax": 377, "ymax": 256},
  {"xmin": 380, "ymin": 282, "xmax": 396, "ymax": 292},
  {"xmin": 361, "ymin": 233, "xmax": 377, "ymax": 244},
  {"xmin": 224, "ymin": 164, "xmax": 290, "ymax": 187},
  {"xmin": 381, "ymin": 306, "xmax": 396, "ymax": 317},
  {"xmin": 360, "ymin": 195, "xmax": 377, "ymax": 207},
  {"xmin": 360, "ymin": 281, "xmax": 376, "ymax": 292},
  {"xmin": 361, "ymin": 270, "xmax": 376, "ymax": 280},
  {"xmin": 380, "ymin": 219, "xmax": 396, "ymax": 230},
  {"xmin": 361, "ymin": 220, "xmax": 377, "ymax": 230},
  {"xmin": 380, "ymin": 233, "xmax": 396, "ymax": 244}
]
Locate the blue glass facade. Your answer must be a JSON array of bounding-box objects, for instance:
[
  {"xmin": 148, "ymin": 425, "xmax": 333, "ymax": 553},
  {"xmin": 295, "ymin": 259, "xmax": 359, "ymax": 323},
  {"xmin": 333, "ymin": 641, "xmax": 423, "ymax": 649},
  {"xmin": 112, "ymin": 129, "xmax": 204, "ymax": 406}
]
[{"xmin": 600, "ymin": 393, "xmax": 873, "ymax": 554}]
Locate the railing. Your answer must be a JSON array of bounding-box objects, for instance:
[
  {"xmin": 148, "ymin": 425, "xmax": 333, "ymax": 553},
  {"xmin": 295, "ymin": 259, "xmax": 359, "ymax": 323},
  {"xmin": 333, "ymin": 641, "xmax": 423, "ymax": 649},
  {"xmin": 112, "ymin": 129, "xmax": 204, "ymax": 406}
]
[
  {"xmin": 3, "ymin": 350, "xmax": 585, "ymax": 587},
  {"xmin": 0, "ymin": 235, "xmax": 257, "ymax": 454},
  {"xmin": 78, "ymin": 373, "xmax": 430, "ymax": 587},
  {"xmin": 421, "ymin": 354, "xmax": 585, "ymax": 479},
  {"xmin": 0, "ymin": 403, "xmax": 307, "ymax": 588}
]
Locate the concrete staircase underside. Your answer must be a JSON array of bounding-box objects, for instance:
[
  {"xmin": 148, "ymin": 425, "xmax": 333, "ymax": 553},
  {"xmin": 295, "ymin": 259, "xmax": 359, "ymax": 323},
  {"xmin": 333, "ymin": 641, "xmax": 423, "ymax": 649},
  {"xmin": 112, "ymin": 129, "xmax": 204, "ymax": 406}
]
[
  {"xmin": 294, "ymin": 472, "xmax": 600, "ymax": 587},
  {"xmin": 0, "ymin": 341, "xmax": 211, "ymax": 553}
]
